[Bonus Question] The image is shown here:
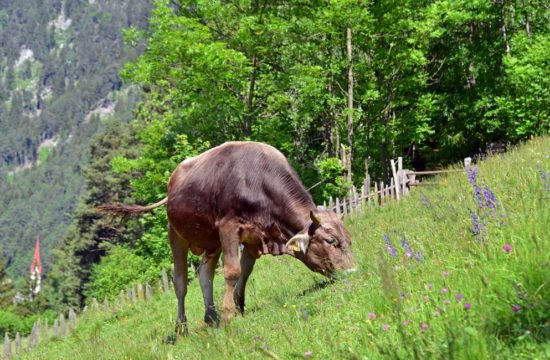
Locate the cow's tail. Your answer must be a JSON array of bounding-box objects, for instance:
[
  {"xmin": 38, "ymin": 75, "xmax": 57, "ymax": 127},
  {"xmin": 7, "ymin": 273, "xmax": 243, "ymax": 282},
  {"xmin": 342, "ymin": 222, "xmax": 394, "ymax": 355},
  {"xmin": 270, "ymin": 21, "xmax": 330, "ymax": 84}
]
[{"xmin": 97, "ymin": 197, "xmax": 168, "ymax": 216}]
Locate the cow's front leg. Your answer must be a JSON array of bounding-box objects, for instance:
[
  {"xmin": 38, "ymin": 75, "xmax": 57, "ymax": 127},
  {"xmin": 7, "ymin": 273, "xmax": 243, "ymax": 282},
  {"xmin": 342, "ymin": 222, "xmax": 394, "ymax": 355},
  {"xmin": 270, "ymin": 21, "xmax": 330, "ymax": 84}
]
[
  {"xmin": 234, "ymin": 249, "xmax": 256, "ymax": 314},
  {"xmin": 169, "ymin": 225, "xmax": 189, "ymax": 337},
  {"xmin": 199, "ymin": 250, "xmax": 221, "ymax": 326},
  {"xmin": 220, "ymin": 224, "xmax": 241, "ymax": 324}
]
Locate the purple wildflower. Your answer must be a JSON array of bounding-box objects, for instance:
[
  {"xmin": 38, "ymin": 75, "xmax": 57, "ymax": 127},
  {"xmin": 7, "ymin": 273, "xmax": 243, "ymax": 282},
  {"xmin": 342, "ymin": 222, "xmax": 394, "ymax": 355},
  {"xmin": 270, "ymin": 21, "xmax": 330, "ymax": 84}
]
[
  {"xmin": 403, "ymin": 320, "xmax": 410, "ymax": 326},
  {"xmin": 382, "ymin": 324, "xmax": 390, "ymax": 331},
  {"xmin": 420, "ymin": 323, "xmax": 429, "ymax": 332},
  {"xmin": 368, "ymin": 312, "xmax": 376, "ymax": 320},
  {"xmin": 455, "ymin": 293, "xmax": 464, "ymax": 301},
  {"xmin": 512, "ymin": 305, "xmax": 521, "ymax": 312},
  {"xmin": 464, "ymin": 303, "xmax": 472, "ymax": 310},
  {"xmin": 470, "ymin": 210, "xmax": 485, "ymax": 242},
  {"xmin": 384, "ymin": 234, "xmax": 397, "ymax": 257},
  {"xmin": 483, "ymin": 186, "xmax": 498, "ymax": 210},
  {"xmin": 305, "ymin": 351, "xmax": 313, "ymax": 358},
  {"xmin": 433, "ymin": 311, "xmax": 440, "ymax": 317},
  {"xmin": 467, "ymin": 165, "xmax": 478, "ymax": 185},
  {"xmin": 503, "ymin": 244, "xmax": 512, "ymax": 253},
  {"xmin": 401, "ymin": 239, "xmax": 413, "ymax": 258},
  {"xmin": 442, "ymin": 271, "xmax": 449, "ymax": 278},
  {"xmin": 444, "ymin": 299, "xmax": 451, "ymax": 305},
  {"xmin": 441, "ymin": 288, "xmax": 449, "ymax": 294},
  {"xmin": 415, "ymin": 251, "xmax": 423, "ymax": 262},
  {"xmin": 427, "ymin": 283, "xmax": 433, "ymax": 290},
  {"xmin": 538, "ymin": 165, "xmax": 550, "ymax": 192}
]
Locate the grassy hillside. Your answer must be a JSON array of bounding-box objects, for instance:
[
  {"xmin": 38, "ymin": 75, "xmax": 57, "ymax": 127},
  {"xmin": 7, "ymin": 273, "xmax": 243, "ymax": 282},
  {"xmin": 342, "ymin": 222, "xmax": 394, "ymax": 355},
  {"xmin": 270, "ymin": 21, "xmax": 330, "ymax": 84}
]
[{"xmin": 27, "ymin": 137, "xmax": 549, "ymax": 359}]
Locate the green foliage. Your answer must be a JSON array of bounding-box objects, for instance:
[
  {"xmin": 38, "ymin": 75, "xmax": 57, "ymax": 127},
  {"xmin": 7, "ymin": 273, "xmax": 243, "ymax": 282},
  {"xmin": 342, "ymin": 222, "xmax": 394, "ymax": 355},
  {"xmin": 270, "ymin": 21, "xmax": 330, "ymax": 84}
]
[
  {"xmin": 0, "ymin": 310, "xmax": 37, "ymax": 337},
  {"xmin": 316, "ymin": 157, "xmax": 350, "ymax": 201},
  {"xmin": 25, "ymin": 138, "xmax": 550, "ymax": 359},
  {"xmin": 85, "ymin": 246, "xmax": 157, "ymax": 301}
]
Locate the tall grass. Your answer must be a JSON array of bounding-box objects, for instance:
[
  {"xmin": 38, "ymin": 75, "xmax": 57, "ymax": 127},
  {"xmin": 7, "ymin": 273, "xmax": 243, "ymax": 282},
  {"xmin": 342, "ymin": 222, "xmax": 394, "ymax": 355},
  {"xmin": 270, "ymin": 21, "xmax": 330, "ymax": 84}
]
[{"xmin": 27, "ymin": 137, "xmax": 550, "ymax": 359}]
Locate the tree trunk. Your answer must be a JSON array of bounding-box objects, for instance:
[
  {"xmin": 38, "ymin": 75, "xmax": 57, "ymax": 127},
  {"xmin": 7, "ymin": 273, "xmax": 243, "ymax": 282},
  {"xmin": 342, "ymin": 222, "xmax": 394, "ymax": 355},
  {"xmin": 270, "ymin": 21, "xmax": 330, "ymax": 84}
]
[
  {"xmin": 467, "ymin": 21, "xmax": 476, "ymax": 88},
  {"xmin": 244, "ymin": 53, "xmax": 258, "ymax": 137},
  {"xmin": 346, "ymin": 28, "xmax": 354, "ymax": 183},
  {"xmin": 522, "ymin": 0, "xmax": 532, "ymax": 39},
  {"xmin": 500, "ymin": 0, "xmax": 511, "ymax": 54}
]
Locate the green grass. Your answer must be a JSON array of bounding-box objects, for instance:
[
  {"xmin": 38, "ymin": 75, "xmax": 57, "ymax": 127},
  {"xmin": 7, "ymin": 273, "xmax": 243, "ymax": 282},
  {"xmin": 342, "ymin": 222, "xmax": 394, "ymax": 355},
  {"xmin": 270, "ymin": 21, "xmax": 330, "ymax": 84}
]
[{"xmin": 27, "ymin": 137, "xmax": 550, "ymax": 359}]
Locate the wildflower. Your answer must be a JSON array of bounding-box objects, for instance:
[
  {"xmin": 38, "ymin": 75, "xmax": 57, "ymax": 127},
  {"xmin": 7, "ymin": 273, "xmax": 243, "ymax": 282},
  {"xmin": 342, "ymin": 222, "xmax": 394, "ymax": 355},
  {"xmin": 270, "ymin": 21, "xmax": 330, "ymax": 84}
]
[
  {"xmin": 538, "ymin": 165, "xmax": 550, "ymax": 192},
  {"xmin": 420, "ymin": 323, "xmax": 429, "ymax": 332},
  {"xmin": 305, "ymin": 351, "xmax": 313, "ymax": 358},
  {"xmin": 512, "ymin": 305, "xmax": 521, "ymax": 312},
  {"xmin": 467, "ymin": 165, "xmax": 478, "ymax": 185},
  {"xmin": 441, "ymin": 288, "xmax": 449, "ymax": 294},
  {"xmin": 442, "ymin": 271, "xmax": 449, "ymax": 278},
  {"xmin": 433, "ymin": 311, "xmax": 440, "ymax": 317},
  {"xmin": 401, "ymin": 239, "xmax": 413, "ymax": 258},
  {"xmin": 483, "ymin": 186, "xmax": 498, "ymax": 210},
  {"xmin": 403, "ymin": 320, "xmax": 410, "ymax": 326},
  {"xmin": 503, "ymin": 244, "xmax": 512, "ymax": 253},
  {"xmin": 443, "ymin": 299, "xmax": 451, "ymax": 305},
  {"xmin": 415, "ymin": 251, "xmax": 423, "ymax": 262},
  {"xmin": 427, "ymin": 283, "xmax": 433, "ymax": 290},
  {"xmin": 384, "ymin": 234, "xmax": 397, "ymax": 257},
  {"xmin": 455, "ymin": 293, "xmax": 464, "ymax": 301},
  {"xmin": 464, "ymin": 303, "xmax": 472, "ymax": 310},
  {"xmin": 382, "ymin": 324, "xmax": 390, "ymax": 331},
  {"xmin": 470, "ymin": 210, "xmax": 485, "ymax": 242},
  {"xmin": 368, "ymin": 312, "xmax": 376, "ymax": 320}
]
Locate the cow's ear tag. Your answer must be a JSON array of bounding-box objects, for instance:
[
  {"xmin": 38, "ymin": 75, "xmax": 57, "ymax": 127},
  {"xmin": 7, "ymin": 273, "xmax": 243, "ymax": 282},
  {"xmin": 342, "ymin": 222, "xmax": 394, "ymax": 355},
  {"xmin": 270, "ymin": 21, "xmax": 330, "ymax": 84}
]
[{"xmin": 286, "ymin": 234, "xmax": 310, "ymax": 254}]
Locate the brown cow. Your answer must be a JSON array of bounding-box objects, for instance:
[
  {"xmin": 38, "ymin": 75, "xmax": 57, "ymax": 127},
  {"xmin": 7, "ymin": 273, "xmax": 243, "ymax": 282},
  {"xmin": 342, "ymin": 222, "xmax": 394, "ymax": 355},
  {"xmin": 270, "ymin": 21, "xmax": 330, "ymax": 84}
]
[{"xmin": 100, "ymin": 141, "xmax": 355, "ymax": 336}]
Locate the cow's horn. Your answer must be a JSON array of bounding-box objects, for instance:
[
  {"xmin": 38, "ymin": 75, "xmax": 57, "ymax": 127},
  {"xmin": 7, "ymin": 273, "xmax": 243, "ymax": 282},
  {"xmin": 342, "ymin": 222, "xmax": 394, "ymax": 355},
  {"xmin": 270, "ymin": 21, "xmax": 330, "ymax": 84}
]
[
  {"xmin": 310, "ymin": 210, "xmax": 321, "ymax": 225},
  {"xmin": 286, "ymin": 234, "xmax": 310, "ymax": 254}
]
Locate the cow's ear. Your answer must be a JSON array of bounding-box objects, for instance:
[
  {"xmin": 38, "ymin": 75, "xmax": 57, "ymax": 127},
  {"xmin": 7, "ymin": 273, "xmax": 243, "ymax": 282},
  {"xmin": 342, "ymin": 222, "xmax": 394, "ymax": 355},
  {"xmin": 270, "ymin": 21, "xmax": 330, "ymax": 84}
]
[{"xmin": 286, "ymin": 234, "xmax": 310, "ymax": 254}]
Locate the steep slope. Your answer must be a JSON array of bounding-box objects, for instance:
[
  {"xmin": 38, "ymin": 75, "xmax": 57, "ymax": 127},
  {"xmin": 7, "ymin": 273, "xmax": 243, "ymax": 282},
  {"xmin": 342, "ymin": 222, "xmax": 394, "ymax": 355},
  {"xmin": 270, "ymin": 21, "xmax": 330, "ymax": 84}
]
[
  {"xmin": 0, "ymin": 0, "xmax": 151, "ymax": 278},
  {"xmin": 25, "ymin": 137, "xmax": 550, "ymax": 359}
]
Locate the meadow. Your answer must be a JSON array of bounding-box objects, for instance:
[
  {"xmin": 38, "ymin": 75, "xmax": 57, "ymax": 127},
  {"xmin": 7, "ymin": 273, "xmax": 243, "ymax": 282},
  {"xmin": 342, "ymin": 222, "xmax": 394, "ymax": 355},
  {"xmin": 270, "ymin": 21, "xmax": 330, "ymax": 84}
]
[{"xmin": 26, "ymin": 137, "xmax": 549, "ymax": 359}]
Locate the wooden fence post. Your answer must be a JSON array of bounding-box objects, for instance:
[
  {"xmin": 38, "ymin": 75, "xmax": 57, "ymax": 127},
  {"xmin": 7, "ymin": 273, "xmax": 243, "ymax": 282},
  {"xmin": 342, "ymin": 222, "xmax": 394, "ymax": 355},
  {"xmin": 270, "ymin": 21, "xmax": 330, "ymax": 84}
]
[
  {"xmin": 464, "ymin": 157, "xmax": 472, "ymax": 169},
  {"xmin": 162, "ymin": 269, "xmax": 170, "ymax": 293},
  {"xmin": 92, "ymin": 298, "xmax": 99, "ymax": 311},
  {"xmin": 4, "ymin": 333, "xmax": 11, "ymax": 360},
  {"xmin": 390, "ymin": 178, "xmax": 395, "ymax": 199},
  {"xmin": 342, "ymin": 197, "xmax": 348, "ymax": 216},
  {"xmin": 374, "ymin": 182, "xmax": 378, "ymax": 206},
  {"xmin": 59, "ymin": 313, "xmax": 67, "ymax": 337},
  {"xmin": 335, "ymin": 198, "xmax": 341, "ymax": 217},
  {"xmin": 390, "ymin": 159, "xmax": 400, "ymax": 201},
  {"xmin": 68, "ymin": 308, "xmax": 77, "ymax": 331},
  {"xmin": 103, "ymin": 298, "xmax": 110, "ymax": 312},
  {"xmin": 119, "ymin": 290, "xmax": 126, "ymax": 308},
  {"xmin": 145, "ymin": 283, "xmax": 153, "ymax": 301},
  {"xmin": 137, "ymin": 283, "xmax": 144, "ymax": 301},
  {"xmin": 14, "ymin": 333, "xmax": 20, "ymax": 356},
  {"xmin": 28, "ymin": 322, "xmax": 39, "ymax": 351},
  {"xmin": 379, "ymin": 182, "xmax": 384, "ymax": 205},
  {"xmin": 53, "ymin": 319, "xmax": 59, "ymax": 337}
]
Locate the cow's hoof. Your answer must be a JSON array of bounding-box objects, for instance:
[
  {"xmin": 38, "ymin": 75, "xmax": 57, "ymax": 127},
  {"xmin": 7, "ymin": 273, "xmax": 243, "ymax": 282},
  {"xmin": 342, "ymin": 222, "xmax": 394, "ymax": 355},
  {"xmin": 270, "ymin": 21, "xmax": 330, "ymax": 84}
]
[
  {"xmin": 204, "ymin": 309, "xmax": 220, "ymax": 327},
  {"xmin": 175, "ymin": 321, "xmax": 189, "ymax": 338}
]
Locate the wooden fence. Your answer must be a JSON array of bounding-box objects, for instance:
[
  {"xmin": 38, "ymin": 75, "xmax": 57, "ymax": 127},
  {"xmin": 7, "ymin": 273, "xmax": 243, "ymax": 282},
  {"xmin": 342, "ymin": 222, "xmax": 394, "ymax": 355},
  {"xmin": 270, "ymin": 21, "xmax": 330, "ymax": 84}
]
[
  {"xmin": 324, "ymin": 157, "xmax": 465, "ymax": 216},
  {"xmin": 2, "ymin": 269, "xmax": 173, "ymax": 360},
  {"xmin": 2, "ymin": 157, "xmax": 468, "ymax": 359}
]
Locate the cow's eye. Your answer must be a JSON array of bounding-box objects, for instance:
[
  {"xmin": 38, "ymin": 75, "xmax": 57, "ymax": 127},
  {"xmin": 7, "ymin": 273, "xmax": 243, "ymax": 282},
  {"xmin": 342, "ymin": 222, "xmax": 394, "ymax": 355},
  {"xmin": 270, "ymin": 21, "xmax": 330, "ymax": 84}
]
[{"xmin": 325, "ymin": 238, "xmax": 336, "ymax": 245}]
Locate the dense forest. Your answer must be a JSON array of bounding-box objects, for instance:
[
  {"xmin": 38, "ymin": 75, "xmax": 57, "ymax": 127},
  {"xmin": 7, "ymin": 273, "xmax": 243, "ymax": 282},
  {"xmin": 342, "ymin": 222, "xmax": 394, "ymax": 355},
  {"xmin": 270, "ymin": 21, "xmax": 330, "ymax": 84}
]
[{"xmin": 1, "ymin": 0, "xmax": 549, "ymax": 335}]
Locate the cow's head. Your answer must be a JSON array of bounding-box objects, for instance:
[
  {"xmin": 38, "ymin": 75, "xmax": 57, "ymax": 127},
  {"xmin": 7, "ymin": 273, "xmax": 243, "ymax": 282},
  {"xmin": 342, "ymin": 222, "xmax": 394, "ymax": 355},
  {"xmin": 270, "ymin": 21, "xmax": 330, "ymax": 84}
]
[{"xmin": 286, "ymin": 209, "xmax": 355, "ymax": 276}]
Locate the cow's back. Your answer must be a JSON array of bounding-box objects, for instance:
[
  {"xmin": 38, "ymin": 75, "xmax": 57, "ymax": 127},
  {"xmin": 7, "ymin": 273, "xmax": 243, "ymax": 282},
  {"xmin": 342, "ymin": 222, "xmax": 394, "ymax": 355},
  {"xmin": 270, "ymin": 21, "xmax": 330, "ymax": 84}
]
[{"xmin": 166, "ymin": 142, "xmax": 313, "ymax": 254}]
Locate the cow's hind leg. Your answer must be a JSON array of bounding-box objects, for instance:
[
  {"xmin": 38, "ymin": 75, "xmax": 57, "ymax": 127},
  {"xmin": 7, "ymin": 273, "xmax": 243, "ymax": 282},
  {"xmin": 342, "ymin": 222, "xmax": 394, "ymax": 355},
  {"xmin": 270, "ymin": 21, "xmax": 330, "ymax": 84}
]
[
  {"xmin": 199, "ymin": 250, "xmax": 221, "ymax": 326},
  {"xmin": 219, "ymin": 222, "xmax": 241, "ymax": 324},
  {"xmin": 234, "ymin": 249, "xmax": 256, "ymax": 314},
  {"xmin": 169, "ymin": 225, "xmax": 189, "ymax": 337}
]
